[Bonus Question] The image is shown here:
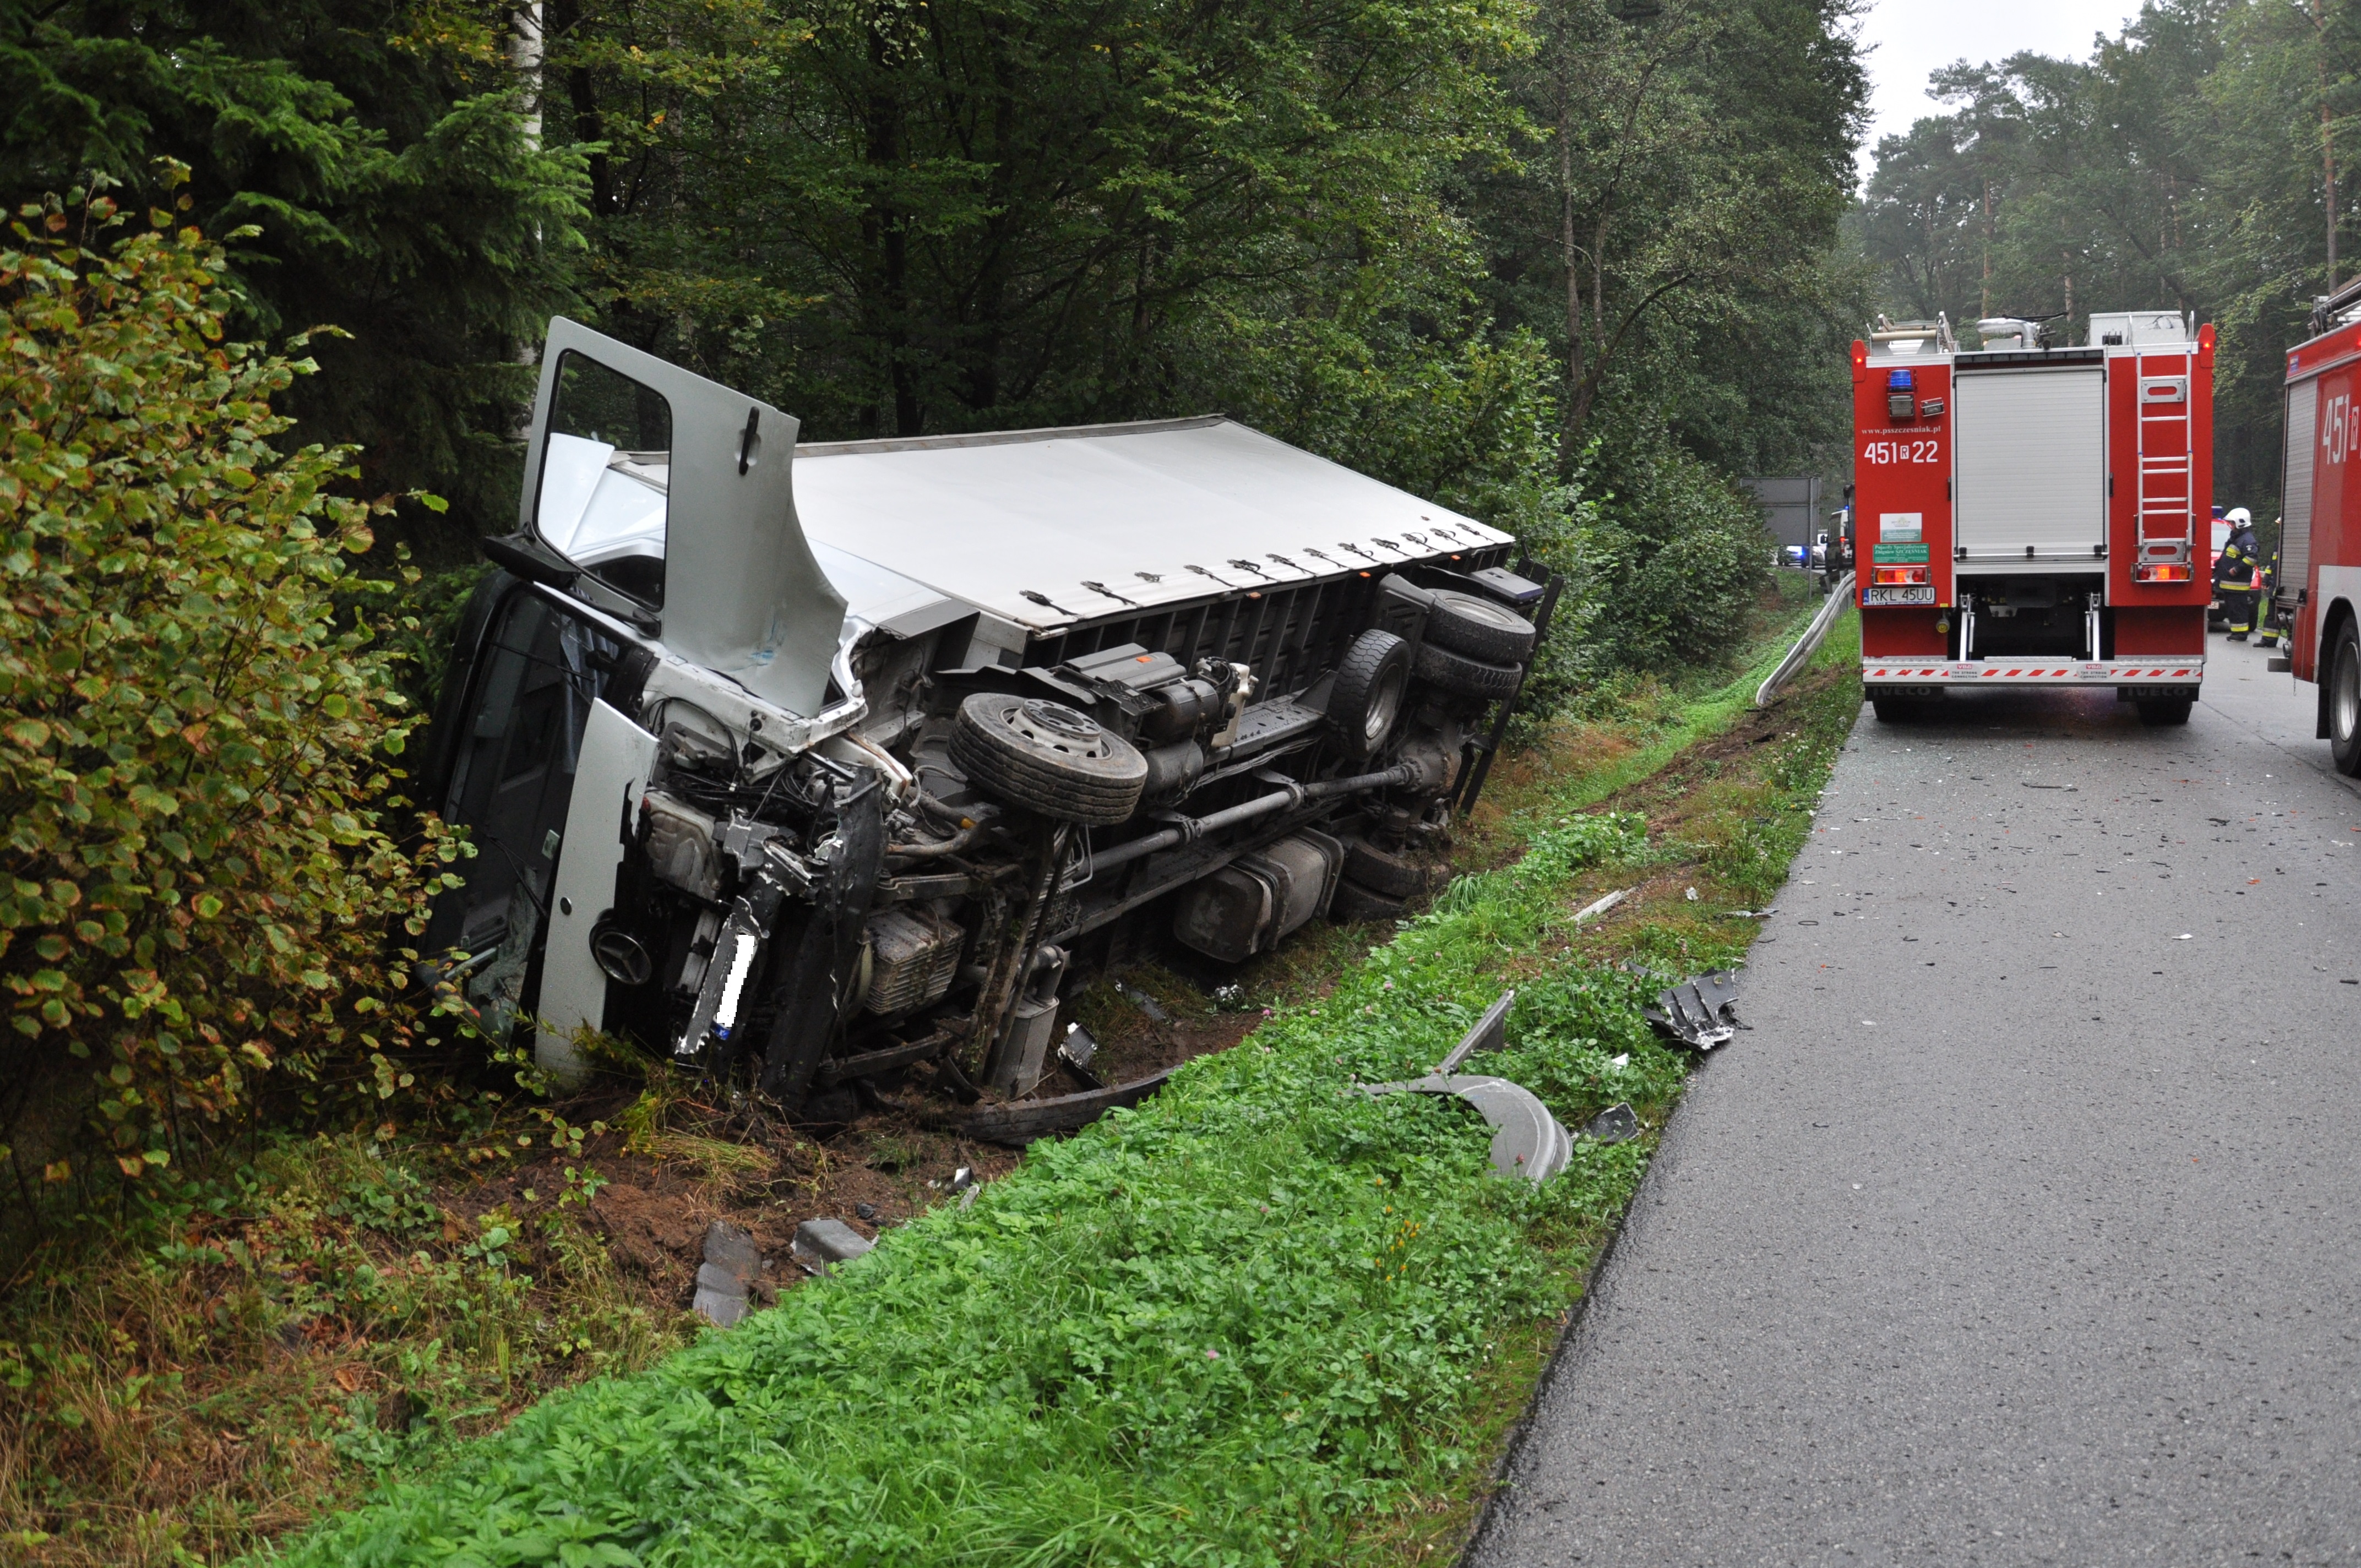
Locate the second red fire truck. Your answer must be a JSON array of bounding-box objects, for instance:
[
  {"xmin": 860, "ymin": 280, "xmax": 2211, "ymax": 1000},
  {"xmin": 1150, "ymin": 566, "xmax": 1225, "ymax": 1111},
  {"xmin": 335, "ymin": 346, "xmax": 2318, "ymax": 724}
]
[
  {"xmin": 2271, "ymin": 281, "xmax": 2361, "ymax": 776},
  {"xmin": 1850, "ymin": 311, "xmax": 2215, "ymax": 725}
]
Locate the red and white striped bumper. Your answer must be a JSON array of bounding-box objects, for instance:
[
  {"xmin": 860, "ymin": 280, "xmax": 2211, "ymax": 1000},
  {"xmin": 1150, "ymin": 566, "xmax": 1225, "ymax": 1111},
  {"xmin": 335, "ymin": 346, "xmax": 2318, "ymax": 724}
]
[{"xmin": 1862, "ymin": 658, "xmax": 2204, "ymax": 687}]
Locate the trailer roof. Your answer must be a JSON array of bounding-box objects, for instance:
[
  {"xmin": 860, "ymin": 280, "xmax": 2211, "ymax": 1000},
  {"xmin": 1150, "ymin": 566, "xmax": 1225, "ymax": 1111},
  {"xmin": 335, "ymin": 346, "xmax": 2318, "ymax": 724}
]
[{"xmin": 790, "ymin": 416, "xmax": 1509, "ymax": 633}]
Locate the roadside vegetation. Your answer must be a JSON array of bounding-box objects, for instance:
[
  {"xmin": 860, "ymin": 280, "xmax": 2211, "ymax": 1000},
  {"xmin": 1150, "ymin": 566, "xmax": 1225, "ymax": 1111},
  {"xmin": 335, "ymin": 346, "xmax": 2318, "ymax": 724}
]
[{"xmin": 0, "ymin": 580, "xmax": 1859, "ymax": 1566}]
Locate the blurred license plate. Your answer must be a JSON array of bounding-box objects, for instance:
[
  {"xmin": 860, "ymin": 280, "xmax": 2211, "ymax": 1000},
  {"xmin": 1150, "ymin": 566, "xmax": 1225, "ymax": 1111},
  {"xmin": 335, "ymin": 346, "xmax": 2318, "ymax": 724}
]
[{"xmin": 1863, "ymin": 585, "xmax": 1935, "ymax": 606}]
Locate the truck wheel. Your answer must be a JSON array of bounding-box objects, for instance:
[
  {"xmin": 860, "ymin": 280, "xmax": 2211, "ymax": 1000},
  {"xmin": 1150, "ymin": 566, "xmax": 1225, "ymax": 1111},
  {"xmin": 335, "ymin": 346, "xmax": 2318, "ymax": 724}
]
[
  {"xmin": 949, "ymin": 693, "xmax": 1147, "ymax": 824},
  {"xmin": 1412, "ymin": 640, "xmax": 1522, "ymax": 700},
  {"xmin": 2330, "ymin": 619, "xmax": 2361, "ymax": 776},
  {"xmin": 1329, "ymin": 879, "xmax": 1410, "ymax": 924},
  {"xmin": 1342, "ymin": 835, "xmax": 1440, "ymax": 899},
  {"xmin": 1328, "ymin": 630, "xmax": 1411, "ymax": 758},
  {"xmin": 1424, "ymin": 589, "xmax": 1538, "ymax": 663},
  {"xmin": 2136, "ymin": 697, "xmax": 2194, "ymax": 727},
  {"xmin": 1870, "ymin": 696, "xmax": 1917, "ymax": 723}
]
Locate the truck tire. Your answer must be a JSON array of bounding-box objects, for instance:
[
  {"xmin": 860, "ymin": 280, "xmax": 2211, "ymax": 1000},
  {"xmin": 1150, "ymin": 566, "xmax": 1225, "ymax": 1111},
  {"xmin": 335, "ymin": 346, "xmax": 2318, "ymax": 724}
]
[
  {"xmin": 2136, "ymin": 696, "xmax": 2194, "ymax": 727},
  {"xmin": 1412, "ymin": 640, "xmax": 1522, "ymax": 700},
  {"xmin": 2330, "ymin": 619, "xmax": 2361, "ymax": 776},
  {"xmin": 1342, "ymin": 835, "xmax": 1440, "ymax": 899},
  {"xmin": 1424, "ymin": 589, "xmax": 1538, "ymax": 663},
  {"xmin": 1329, "ymin": 879, "xmax": 1410, "ymax": 924},
  {"xmin": 1328, "ymin": 630, "xmax": 1411, "ymax": 759},
  {"xmin": 949, "ymin": 694, "xmax": 1147, "ymax": 824}
]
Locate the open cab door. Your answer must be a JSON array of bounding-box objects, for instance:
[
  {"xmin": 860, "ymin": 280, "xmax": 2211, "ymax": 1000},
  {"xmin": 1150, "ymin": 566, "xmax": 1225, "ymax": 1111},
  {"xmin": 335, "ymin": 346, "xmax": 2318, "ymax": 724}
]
[{"xmin": 510, "ymin": 317, "xmax": 847, "ymax": 717}]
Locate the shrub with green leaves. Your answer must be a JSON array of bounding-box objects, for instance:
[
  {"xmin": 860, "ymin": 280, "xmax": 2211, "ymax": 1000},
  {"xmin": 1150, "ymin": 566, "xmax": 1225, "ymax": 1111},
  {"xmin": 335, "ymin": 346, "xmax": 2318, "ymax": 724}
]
[{"xmin": 0, "ymin": 189, "xmax": 463, "ymax": 1185}]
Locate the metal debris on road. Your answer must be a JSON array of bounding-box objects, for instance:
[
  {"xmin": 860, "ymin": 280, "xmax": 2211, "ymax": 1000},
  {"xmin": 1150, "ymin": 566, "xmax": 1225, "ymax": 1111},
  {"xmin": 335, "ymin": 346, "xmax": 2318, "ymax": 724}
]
[{"xmin": 1647, "ymin": 970, "xmax": 1743, "ymax": 1050}]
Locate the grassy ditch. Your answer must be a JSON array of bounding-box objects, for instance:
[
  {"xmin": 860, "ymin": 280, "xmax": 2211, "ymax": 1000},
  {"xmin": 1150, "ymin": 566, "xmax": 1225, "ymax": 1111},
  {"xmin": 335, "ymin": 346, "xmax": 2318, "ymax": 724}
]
[
  {"xmin": 249, "ymin": 609, "xmax": 1862, "ymax": 1568},
  {"xmin": 0, "ymin": 593, "xmax": 1860, "ymax": 1568}
]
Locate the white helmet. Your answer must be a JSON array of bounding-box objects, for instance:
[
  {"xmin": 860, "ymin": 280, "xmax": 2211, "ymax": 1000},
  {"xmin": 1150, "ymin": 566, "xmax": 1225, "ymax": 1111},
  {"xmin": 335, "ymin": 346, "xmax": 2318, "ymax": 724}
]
[{"xmin": 2227, "ymin": 507, "xmax": 2252, "ymax": 526}]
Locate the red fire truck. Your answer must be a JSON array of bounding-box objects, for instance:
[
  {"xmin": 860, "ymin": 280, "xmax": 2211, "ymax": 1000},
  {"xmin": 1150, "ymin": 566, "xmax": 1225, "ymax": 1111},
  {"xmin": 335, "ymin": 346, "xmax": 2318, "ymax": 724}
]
[
  {"xmin": 2273, "ymin": 286, "xmax": 2361, "ymax": 775},
  {"xmin": 1850, "ymin": 311, "xmax": 2215, "ymax": 725}
]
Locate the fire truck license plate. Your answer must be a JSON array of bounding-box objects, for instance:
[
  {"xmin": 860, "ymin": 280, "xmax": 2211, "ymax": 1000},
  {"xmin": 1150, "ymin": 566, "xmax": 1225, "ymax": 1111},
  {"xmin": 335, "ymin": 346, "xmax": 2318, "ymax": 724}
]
[{"xmin": 1863, "ymin": 585, "xmax": 1935, "ymax": 606}]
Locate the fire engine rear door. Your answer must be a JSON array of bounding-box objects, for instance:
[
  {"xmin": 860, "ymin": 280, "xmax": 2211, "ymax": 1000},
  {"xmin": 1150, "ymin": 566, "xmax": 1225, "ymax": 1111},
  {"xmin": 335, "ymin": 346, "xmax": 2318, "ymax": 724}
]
[{"xmin": 1953, "ymin": 365, "xmax": 2107, "ymax": 564}]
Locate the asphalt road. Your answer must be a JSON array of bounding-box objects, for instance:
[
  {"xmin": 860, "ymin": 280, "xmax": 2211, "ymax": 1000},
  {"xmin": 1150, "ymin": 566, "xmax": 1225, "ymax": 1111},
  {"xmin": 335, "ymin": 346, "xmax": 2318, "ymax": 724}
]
[{"xmin": 1473, "ymin": 633, "xmax": 2361, "ymax": 1567}]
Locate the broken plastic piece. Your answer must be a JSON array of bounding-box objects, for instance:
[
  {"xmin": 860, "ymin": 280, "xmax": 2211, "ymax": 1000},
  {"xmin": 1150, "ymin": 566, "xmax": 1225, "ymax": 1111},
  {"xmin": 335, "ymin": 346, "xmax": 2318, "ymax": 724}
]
[
  {"xmin": 1580, "ymin": 1103, "xmax": 1639, "ymax": 1144},
  {"xmin": 693, "ymin": 1221, "xmax": 762, "ymax": 1326},
  {"xmin": 1361, "ymin": 1073, "xmax": 1571, "ymax": 1184},
  {"xmin": 1573, "ymin": 888, "xmax": 1631, "ymax": 924},
  {"xmin": 1646, "ymin": 970, "xmax": 1742, "ymax": 1049}
]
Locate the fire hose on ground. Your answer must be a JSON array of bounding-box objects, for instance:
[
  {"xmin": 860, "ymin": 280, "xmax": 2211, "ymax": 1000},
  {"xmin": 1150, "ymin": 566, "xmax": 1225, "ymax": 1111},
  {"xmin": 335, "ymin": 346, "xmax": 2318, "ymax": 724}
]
[{"xmin": 1754, "ymin": 571, "xmax": 1854, "ymax": 710}]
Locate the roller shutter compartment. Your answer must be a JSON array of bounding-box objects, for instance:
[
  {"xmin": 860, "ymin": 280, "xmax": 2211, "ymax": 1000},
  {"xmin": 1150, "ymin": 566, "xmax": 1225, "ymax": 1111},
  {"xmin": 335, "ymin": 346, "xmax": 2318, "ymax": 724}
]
[
  {"xmin": 1954, "ymin": 366, "xmax": 2107, "ymax": 563},
  {"xmin": 2282, "ymin": 377, "xmax": 2318, "ymax": 591}
]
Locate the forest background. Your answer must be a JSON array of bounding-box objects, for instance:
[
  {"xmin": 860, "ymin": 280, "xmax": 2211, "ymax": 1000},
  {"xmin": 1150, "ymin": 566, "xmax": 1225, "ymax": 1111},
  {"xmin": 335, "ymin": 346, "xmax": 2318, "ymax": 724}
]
[
  {"xmin": 6, "ymin": 0, "xmax": 1866, "ymax": 709},
  {"xmin": 1857, "ymin": 0, "xmax": 2361, "ymax": 553}
]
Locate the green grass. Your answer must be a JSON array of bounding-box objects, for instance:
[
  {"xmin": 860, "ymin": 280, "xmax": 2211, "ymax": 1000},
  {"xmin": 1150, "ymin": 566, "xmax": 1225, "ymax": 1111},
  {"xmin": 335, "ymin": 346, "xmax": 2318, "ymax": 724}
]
[
  {"xmin": 1505, "ymin": 578, "xmax": 1835, "ymax": 816},
  {"xmin": 252, "ymin": 610, "xmax": 1865, "ymax": 1568}
]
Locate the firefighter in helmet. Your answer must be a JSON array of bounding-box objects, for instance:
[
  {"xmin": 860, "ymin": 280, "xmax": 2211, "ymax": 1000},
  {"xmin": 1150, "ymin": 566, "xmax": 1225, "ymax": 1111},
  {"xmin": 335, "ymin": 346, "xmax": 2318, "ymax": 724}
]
[
  {"xmin": 2214, "ymin": 506, "xmax": 2263, "ymax": 641},
  {"xmin": 2255, "ymin": 525, "xmax": 2285, "ymax": 650}
]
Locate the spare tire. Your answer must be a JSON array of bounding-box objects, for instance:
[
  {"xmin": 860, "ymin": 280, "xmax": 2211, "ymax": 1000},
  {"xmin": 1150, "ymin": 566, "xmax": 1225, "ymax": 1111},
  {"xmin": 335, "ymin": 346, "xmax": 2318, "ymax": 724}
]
[
  {"xmin": 1424, "ymin": 589, "xmax": 1537, "ymax": 663},
  {"xmin": 1412, "ymin": 640, "xmax": 1522, "ymax": 700},
  {"xmin": 949, "ymin": 693, "xmax": 1147, "ymax": 824},
  {"xmin": 1328, "ymin": 629, "xmax": 1411, "ymax": 759}
]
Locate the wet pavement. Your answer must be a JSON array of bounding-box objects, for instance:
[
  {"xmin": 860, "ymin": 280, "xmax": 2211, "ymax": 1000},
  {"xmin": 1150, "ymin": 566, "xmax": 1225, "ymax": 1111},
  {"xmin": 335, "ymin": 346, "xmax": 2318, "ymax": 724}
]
[{"xmin": 1472, "ymin": 634, "xmax": 2361, "ymax": 1566}]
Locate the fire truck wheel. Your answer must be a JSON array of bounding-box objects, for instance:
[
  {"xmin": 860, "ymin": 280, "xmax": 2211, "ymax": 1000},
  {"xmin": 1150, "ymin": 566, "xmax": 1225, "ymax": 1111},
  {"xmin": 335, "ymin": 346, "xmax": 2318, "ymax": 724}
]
[
  {"xmin": 2330, "ymin": 619, "xmax": 2361, "ymax": 776},
  {"xmin": 2135, "ymin": 697, "xmax": 2193, "ymax": 727},
  {"xmin": 1329, "ymin": 878, "xmax": 1410, "ymax": 924},
  {"xmin": 1328, "ymin": 630, "xmax": 1412, "ymax": 758},
  {"xmin": 949, "ymin": 693, "xmax": 1148, "ymax": 824},
  {"xmin": 1423, "ymin": 589, "xmax": 1538, "ymax": 663},
  {"xmin": 1412, "ymin": 640, "xmax": 1523, "ymax": 700},
  {"xmin": 1870, "ymin": 696, "xmax": 1921, "ymax": 724}
]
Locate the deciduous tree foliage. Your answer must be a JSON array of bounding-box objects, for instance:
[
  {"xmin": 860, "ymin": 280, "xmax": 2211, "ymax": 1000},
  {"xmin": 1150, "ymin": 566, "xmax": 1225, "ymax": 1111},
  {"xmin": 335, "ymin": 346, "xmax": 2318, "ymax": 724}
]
[
  {"xmin": 1462, "ymin": 0, "xmax": 1868, "ymax": 671},
  {"xmin": 0, "ymin": 194, "xmax": 463, "ymax": 1185},
  {"xmin": 543, "ymin": 0, "xmax": 1566, "ymax": 526}
]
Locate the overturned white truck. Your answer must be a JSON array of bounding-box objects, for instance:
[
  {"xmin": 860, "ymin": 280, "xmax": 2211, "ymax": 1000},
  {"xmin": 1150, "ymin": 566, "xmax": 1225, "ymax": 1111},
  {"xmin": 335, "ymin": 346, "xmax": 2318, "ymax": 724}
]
[{"xmin": 418, "ymin": 320, "xmax": 1556, "ymax": 1128}]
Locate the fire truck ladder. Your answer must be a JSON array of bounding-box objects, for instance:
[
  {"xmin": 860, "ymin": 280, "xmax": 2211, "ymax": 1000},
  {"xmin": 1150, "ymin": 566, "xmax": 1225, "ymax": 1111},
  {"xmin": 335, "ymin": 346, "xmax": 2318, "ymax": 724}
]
[{"xmin": 2135, "ymin": 358, "xmax": 2194, "ymax": 565}]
